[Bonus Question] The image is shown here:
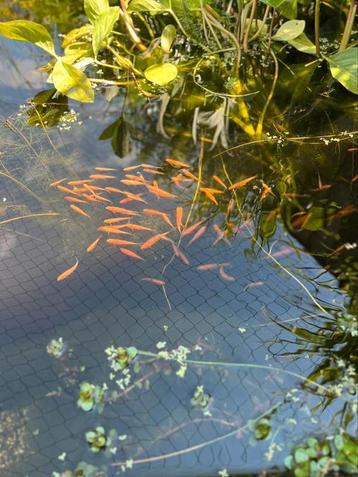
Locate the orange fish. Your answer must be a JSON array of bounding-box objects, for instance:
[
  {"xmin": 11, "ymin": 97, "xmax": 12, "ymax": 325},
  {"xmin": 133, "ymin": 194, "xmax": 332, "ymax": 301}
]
[
  {"xmin": 90, "ymin": 174, "xmax": 117, "ymax": 180},
  {"xmin": 188, "ymin": 225, "xmax": 207, "ymax": 245},
  {"xmin": 229, "ymin": 176, "xmax": 257, "ymax": 190},
  {"xmin": 86, "ymin": 237, "xmax": 101, "ymax": 253},
  {"xmin": 50, "ymin": 178, "xmax": 67, "ymax": 187},
  {"xmin": 143, "ymin": 169, "xmax": 164, "ymax": 175},
  {"xmin": 213, "ymin": 175, "xmax": 227, "ymax": 188},
  {"xmin": 182, "ymin": 169, "xmax": 199, "ymax": 182},
  {"xmin": 260, "ymin": 182, "xmax": 274, "ymax": 200},
  {"xmin": 105, "ymin": 187, "xmax": 124, "ymax": 193},
  {"xmin": 98, "ymin": 226, "xmax": 132, "ymax": 235},
  {"xmin": 57, "ymin": 259, "xmax": 79, "ymax": 282},
  {"xmin": 94, "ymin": 167, "xmax": 117, "ymax": 171},
  {"xmin": 64, "ymin": 196, "xmax": 87, "ymax": 204},
  {"xmin": 121, "ymin": 179, "xmax": 145, "ymax": 186},
  {"xmin": 171, "ymin": 243, "xmax": 190, "ymax": 265},
  {"xmin": 197, "ymin": 263, "xmax": 226, "ymax": 271},
  {"xmin": 123, "ymin": 164, "xmax": 159, "ymax": 172},
  {"xmin": 141, "ymin": 233, "xmax": 169, "ymax": 250},
  {"xmin": 103, "ymin": 217, "xmax": 129, "ymax": 224},
  {"xmin": 212, "ymin": 224, "xmax": 230, "ymax": 246},
  {"xmin": 182, "ymin": 220, "xmax": 204, "ymax": 237},
  {"xmin": 119, "ymin": 191, "xmax": 147, "ymax": 203},
  {"xmin": 119, "ymin": 248, "xmax": 144, "ymax": 260},
  {"xmin": 57, "ymin": 185, "xmax": 81, "ymax": 196},
  {"xmin": 201, "ymin": 188, "xmax": 218, "ymax": 205},
  {"xmin": 143, "ymin": 209, "xmax": 175, "ymax": 228},
  {"xmin": 107, "ymin": 239, "xmax": 139, "ymax": 246},
  {"xmin": 176, "ymin": 207, "xmax": 183, "ymax": 232},
  {"xmin": 106, "ymin": 206, "xmax": 139, "ymax": 216},
  {"xmin": 147, "ymin": 184, "xmax": 176, "ymax": 199},
  {"xmin": 119, "ymin": 224, "xmax": 153, "ymax": 232},
  {"xmin": 70, "ymin": 204, "xmax": 91, "ymax": 218},
  {"xmin": 165, "ymin": 158, "xmax": 190, "ymax": 169},
  {"xmin": 67, "ymin": 180, "xmax": 94, "ymax": 186},
  {"xmin": 141, "ymin": 277, "xmax": 166, "ymax": 286},
  {"xmin": 219, "ymin": 266, "xmax": 235, "ymax": 282}
]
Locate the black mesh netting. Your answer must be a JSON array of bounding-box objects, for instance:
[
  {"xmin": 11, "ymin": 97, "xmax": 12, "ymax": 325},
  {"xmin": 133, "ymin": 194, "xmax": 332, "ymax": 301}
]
[{"xmin": 0, "ymin": 112, "xmax": 351, "ymax": 477}]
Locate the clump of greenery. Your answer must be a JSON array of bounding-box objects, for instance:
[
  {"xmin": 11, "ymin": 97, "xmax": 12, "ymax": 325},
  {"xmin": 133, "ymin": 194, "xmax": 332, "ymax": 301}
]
[
  {"xmin": 284, "ymin": 433, "xmax": 358, "ymax": 477},
  {"xmin": 191, "ymin": 384, "xmax": 211, "ymax": 415},
  {"xmin": 47, "ymin": 337, "xmax": 66, "ymax": 358},
  {"xmin": 77, "ymin": 382, "xmax": 107, "ymax": 412},
  {"xmin": 0, "ymin": 0, "xmax": 356, "ymax": 144},
  {"xmin": 249, "ymin": 416, "xmax": 272, "ymax": 441}
]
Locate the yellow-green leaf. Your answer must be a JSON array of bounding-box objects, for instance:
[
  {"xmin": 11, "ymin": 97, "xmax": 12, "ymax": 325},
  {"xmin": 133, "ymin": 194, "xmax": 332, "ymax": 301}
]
[
  {"xmin": 272, "ymin": 20, "xmax": 305, "ymax": 42},
  {"xmin": 92, "ymin": 7, "xmax": 120, "ymax": 57},
  {"xmin": 62, "ymin": 24, "xmax": 94, "ymax": 48},
  {"xmin": 327, "ymin": 48, "xmax": 358, "ymax": 95},
  {"xmin": 144, "ymin": 63, "xmax": 178, "ymax": 86},
  {"xmin": 52, "ymin": 58, "xmax": 94, "ymax": 103},
  {"xmin": 128, "ymin": 0, "xmax": 165, "ymax": 14},
  {"xmin": 84, "ymin": 0, "xmax": 109, "ymax": 24},
  {"xmin": 161, "ymin": 24, "xmax": 176, "ymax": 53},
  {"xmin": 288, "ymin": 33, "xmax": 316, "ymax": 55},
  {"xmin": 0, "ymin": 20, "xmax": 55, "ymax": 56}
]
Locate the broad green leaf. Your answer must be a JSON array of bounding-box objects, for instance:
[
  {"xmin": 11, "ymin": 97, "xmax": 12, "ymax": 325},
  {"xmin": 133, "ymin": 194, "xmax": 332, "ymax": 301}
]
[
  {"xmin": 84, "ymin": 0, "xmax": 109, "ymax": 24},
  {"xmin": 92, "ymin": 7, "xmax": 120, "ymax": 57},
  {"xmin": 62, "ymin": 24, "xmax": 94, "ymax": 48},
  {"xmin": 327, "ymin": 48, "xmax": 358, "ymax": 95},
  {"xmin": 144, "ymin": 63, "xmax": 178, "ymax": 85},
  {"xmin": 288, "ymin": 33, "xmax": 316, "ymax": 55},
  {"xmin": 128, "ymin": 0, "xmax": 166, "ymax": 13},
  {"xmin": 260, "ymin": 0, "xmax": 297, "ymax": 17},
  {"xmin": 99, "ymin": 118, "xmax": 132, "ymax": 158},
  {"xmin": 0, "ymin": 20, "xmax": 55, "ymax": 56},
  {"xmin": 52, "ymin": 58, "xmax": 94, "ymax": 103},
  {"xmin": 260, "ymin": 0, "xmax": 287, "ymax": 7},
  {"xmin": 272, "ymin": 20, "xmax": 305, "ymax": 42},
  {"xmin": 64, "ymin": 42, "xmax": 93, "ymax": 64},
  {"xmin": 161, "ymin": 24, "xmax": 176, "ymax": 52}
]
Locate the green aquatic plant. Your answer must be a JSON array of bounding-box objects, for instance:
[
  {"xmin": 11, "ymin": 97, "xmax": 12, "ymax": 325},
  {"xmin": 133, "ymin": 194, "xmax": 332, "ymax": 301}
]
[
  {"xmin": 85, "ymin": 426, "xmax": 107, "ymax": 453},
  {"xmin": 249, "ymin": 417, "xmax": 272, "ymax": 441},
  {"xmin": 191, "ymin": 384, "xmax": 211, "ymax": 415},
  {"xmin": 77, "ymin": 382, "xmax": 108, "ymax": 413},
  {"xmin": 46, "ymin": 337, "xmax": 66, "ymax": 358},
  {"xmin": 284, "ymin": 432, "xmax": 358, "ymax": 477},
  {"xmin": 105, "ymin": 345, "xmax": 137, "ymax": 371}
]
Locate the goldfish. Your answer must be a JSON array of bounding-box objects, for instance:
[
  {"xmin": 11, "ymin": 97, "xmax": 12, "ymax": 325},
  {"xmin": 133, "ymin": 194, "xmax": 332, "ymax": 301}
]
[
  {"xmin": 176, "ymin": 207, "xmax": 183, "ymax": 232},
  {"xmin": 98, "ymin": 226, "xmax": 131, "ymax": 235},
  {"xmin": 119, "ymin": 224, "xmax": 153, "ymax": 232},
  {"xmin": 182, "ymin": 220, "xmax": 204, "ymax": 237},
  {"xmin": 141, "ymin": 277, "xmax": 166, "ymax": 286},
  {"xmin": 67, "ymin": 180, "xmax": 94, "ymax": 186},
  {"xmin": 119, "ymin": 248, "xmax": 144, "ymax": 260},
  {"xmin": 171, "ymin": 243, "xmax": 190, "ymax": 265},
  {"xmin": 50, "ymin": 178, "xmax": 67, "ymax": 187},
  {"xmin": 218, "ymin": 266, "xmax": 235, "ymax": 282},
  {"xmin": 57, "ymin": 185, "xmax": 81, "ymax": 196},
  {"xmin": 105, "ymin": 206, "xmax": 139, "ymax": 216},
  {"xmin": 141, "ymin": 233, "xmax": 169, "ymax": 250},
  {"xmin": 94, "ymin": 167, "xmax": 117, "ymax": 171},
  {"xmin": 57, "ymin": 259, "xmax": 79, "ymax": 282},
  {"xmin": 213, "ymin": 175, "xmax": 227, "ymax": 188},
  {"xmin": 165, "ymin": 158, "xmax": 190, "ymax": 169},
  {"xmin": 187, "ymin": 225, "xmax": 207, "ymax": 245},
  {"xmin": 107, "ymin": 239, "xmax": 139, "ymax": 246},
  {"xmin": 146, "ymin": 184, "xmax": 176, "ymax": 199},
  {"xmin": 64, "ymin": 196, "xmax": 87, "ymax": 204},
  {"xmin": 70, "ymin": 204, "xmax": 91, "ymax": 218},
  {"xmin": 103, "ymin": 217, "xmax": 129, "ymax": 224},
  {"xmin": 229, "ymin": 175, "xmax": 257, "ymax": 190},
  {"xmin": 143, "ymin": 209, "xmax": 174, "ymax": 228},
  {"xmin": 86, "ymin": 237, "xmax": 101, "ymax": 253},
  {"xmin": 90, "ymin": 174, "xmax": 117, "ymax": 180}
]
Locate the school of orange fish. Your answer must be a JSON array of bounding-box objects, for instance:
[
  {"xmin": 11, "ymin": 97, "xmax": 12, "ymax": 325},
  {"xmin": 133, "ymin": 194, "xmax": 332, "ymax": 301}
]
[{"xmin": 52, "ymin": 159, "xmax": 260, "ymax": 286}]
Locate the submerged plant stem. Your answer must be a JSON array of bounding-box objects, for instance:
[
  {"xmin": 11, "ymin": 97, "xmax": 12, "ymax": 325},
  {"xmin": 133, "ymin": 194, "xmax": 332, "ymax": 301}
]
[
  {"xmin": 339, "ymin": 0, "xmax": 357, "ymax": 51},
  {"xmin": 315, "ymin": 0, "xmax": 320, "ymax": 56}
]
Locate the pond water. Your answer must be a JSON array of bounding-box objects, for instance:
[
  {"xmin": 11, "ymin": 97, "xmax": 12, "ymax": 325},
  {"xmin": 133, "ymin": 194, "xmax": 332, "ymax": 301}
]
[{"xmin": 0, "ymin": 33, "xmax": 357, "ymax": 477}]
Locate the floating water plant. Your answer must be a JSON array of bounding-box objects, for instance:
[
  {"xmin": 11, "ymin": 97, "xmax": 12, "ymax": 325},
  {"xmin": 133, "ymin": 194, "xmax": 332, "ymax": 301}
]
[{"xmin": 46, "ymin": 337, "xmax": 66, "ymax": 358}]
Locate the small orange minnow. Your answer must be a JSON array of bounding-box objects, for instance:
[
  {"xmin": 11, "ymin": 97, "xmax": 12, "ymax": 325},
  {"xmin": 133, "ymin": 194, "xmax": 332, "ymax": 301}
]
[
  {"xmin": 123, "ymin": 164, "xmax": 159, "ymax": 172},
  {"xmin": 90, "ymin": 174, "xmax": 117, "ymax": 180},
  {"xmin": 70, "ymin": 204, "xmax": 91, "ymax": 218},
  {"xmin": 165, "ymin": 158, "xmax": 190, "ymax": 169},
  {"xmin": 98, "ymin": 226, "xmax": 131, "ymax": 235},
  {"xmin": 107, "ymin": 239, "xmax": 139, "ymax": 246},
  {"xmin": 141, "ymin": 277, "xmax": 166, "ymax": 286},
  {"xmin": 119, "ymin": 224, "xmax": 153, "ymax": 232},
  {"xmin": 119, "ymin": 248, "xmax": 144, "ymax": 260},
  {"xmin": 64, "ymin": 196, "xmax": 87, "ymax": 204},
  {"xmin": 57, "ymin": 259, "xmax": 79, "ymax": 282},
  {"xmin": 176, "ymin": 207, "xmax": 183, "ymax": 232},
  {"xmin": 94, "ymin": 167, "xmax": 117, "ymax": 171},
  {"xmin": 86, "ymin": 237, "xmax": 101, "ymax": 253},
  {"xmin": 182, "ymin": 220, "xmax": 204, "ymax": 237},
  {"xmin": 141, "ymin": 233, "xmax": 169, "ymax": 250},
  {"xmin": 213, "ymin": 175, "xmax": 227, "ymax": 188},
  {"xmin": 103, "ymin": 217, "xmax": 129, "ymax": 224},
  {"xmin": 68, "ymin": 180, "xmax": 94, "ymax": 186},
  {"xmin": 143, "ymin": 169, "xmax": 164, "ymax": 175},
  {"xmin": 106, "ymin": 206, "xmax": 139, "ymax": 216},
  {"xmin": 57, "ymin": 185, "xmax": 81, "ymax": 196},
  {"xmin": 50, "ymin": 178, "xmax": 67, "ymax": 187},
  {"xmin": 219, "ymin": 266, "xmax": 235, "ymax": 282},
  {"xmin": 147, "ymin": 184, "xmax": 176, "ymax": 199},
  {"xmin": 188, "ymin": 225, "xmax": 207, "ymax": 245},
  {"xmin": 121, "ymin": 179, "xmax": 145, "ymax": 186},
  {"xmin": 229, "ymin": 175, "xmax": 257, "ymax": 190},
  {"xmin": 201, "ymin": 189, "xmax": 218, "ymax": 205},
  {"xmin": 142, "ymin": 209, "xmax": 174, "ymax": 228},
  {"xmin": 197, "ymin": 262, "xmax": 230, "ymax": 271},
  {"xmin": 119, "ymin": 191, "xmax": 147, "ymax": 203},
  {"xmin": 182, "ymin": 170, "xmax": 199, "ymax": 182},
  {"xmin": 105, "ymin": 187, "xmax": 124, "ymax": 193},
  {"xmin": 171, "ymin": 243, "xmax": 190, "ymax": 265}
]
